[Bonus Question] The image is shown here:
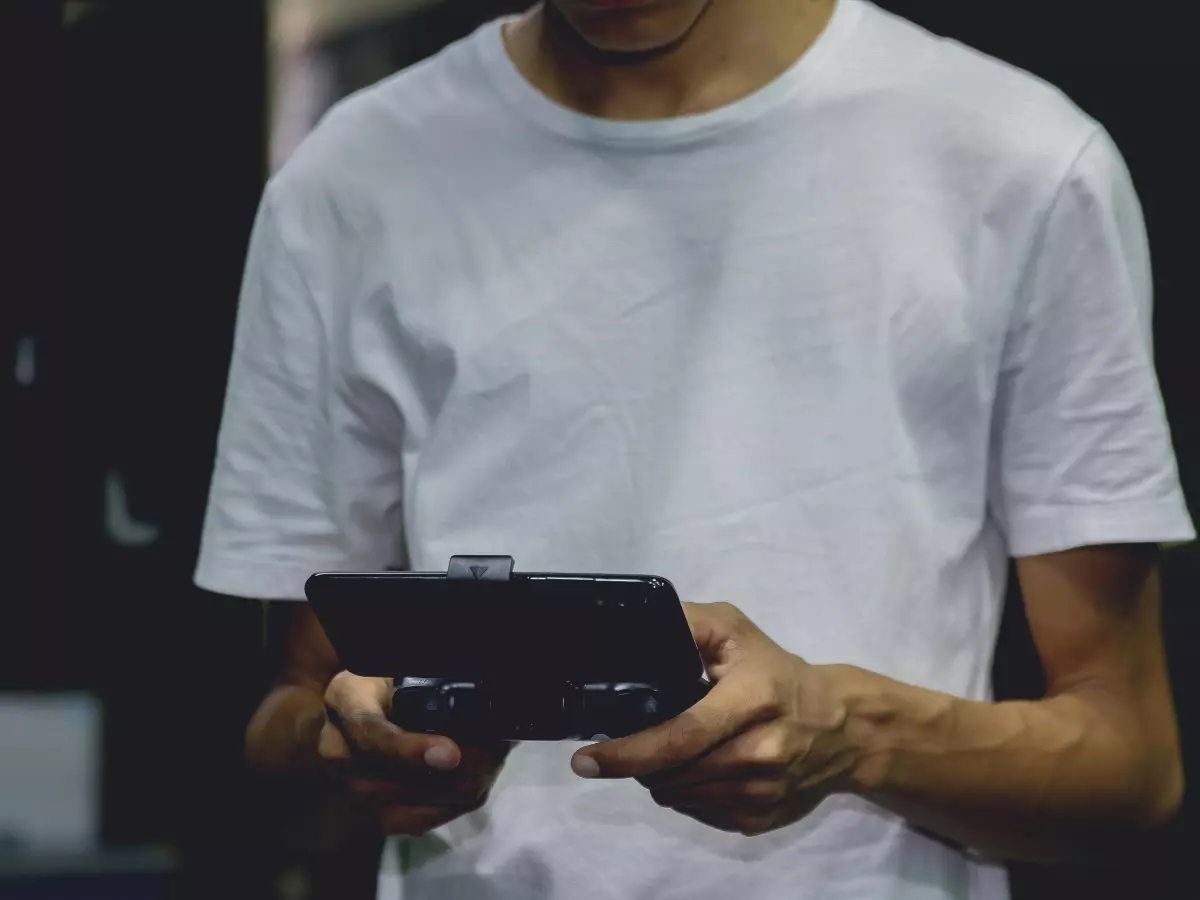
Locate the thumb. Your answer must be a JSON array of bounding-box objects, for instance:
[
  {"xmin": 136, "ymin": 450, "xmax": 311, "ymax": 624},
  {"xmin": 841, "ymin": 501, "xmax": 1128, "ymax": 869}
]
[
  {"xmin": 572, "ymin": 673, "xmax": 765, "ymax": 780},
  {"xmin": 325, "ymin": 672, "xmax": 461, "ymax": 771}
]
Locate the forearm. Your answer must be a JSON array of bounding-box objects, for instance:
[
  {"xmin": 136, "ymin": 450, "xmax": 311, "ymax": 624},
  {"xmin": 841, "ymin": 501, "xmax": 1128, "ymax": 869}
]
[{"xmin": 834, "ymin": 665, "xmax": 1182, "ymax": 862}]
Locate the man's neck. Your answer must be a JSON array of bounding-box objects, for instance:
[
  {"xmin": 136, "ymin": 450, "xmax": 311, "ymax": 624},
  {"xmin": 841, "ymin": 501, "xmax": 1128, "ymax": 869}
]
[{"xmin": 504, "ymin": 0, "xmax": 837, "ymax": 121}]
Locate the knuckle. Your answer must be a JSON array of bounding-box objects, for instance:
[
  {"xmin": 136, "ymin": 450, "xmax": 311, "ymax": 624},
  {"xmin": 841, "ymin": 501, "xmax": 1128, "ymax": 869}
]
[
  {"xmin": 749, "ymin": 690, "xmax": 785, "ymax": 721},
  {"xmin": 330, "ymin": 708, "xmax": 369, "ymax": 750},
  {"xmin": 749, "ymin": 731, "xmax": 791, "ymax": 768},
  {"xmin": 342, "ymin": 710, "xmax": 399, "ymax": 758},
  {"xmin": 661, "ymin": 726, "xmax": 701, "ymax": 766},
  {"xmin": 669, "ymin": 711, "xmax": 710, "ymax": 751},
  {"xmin": 704, "ymin": 815, "xmax": 743, "ymax": 834},
  {"xmin": 649, "ymin": 790, "xmax": 675, "ymax": 809},
  {"xmin": 636, "ymin": 772, "xmax": 667, "ymax": 791},
  {"xmin": 664, "ymin": 720, "xmax": 692, "ymax": 757},
  {"xmin": 325, "ymin": 672, "xmax": 389, "ymax": 718},
  {"xmin": 323, "ymin": 671, "xmax": 355, "ymax": 706},
  {"xmin": 743, "ymin": 779, "xmax": 786, "ymax": 804},
  {"xmin": 736, "ymin": 815, "xmax": 773, "ymax": 837}
]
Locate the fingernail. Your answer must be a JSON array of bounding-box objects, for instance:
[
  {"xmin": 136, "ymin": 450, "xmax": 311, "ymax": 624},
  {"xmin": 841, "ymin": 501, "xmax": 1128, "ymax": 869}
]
[
  {"xmin": 572, "ymin": 755, "xmax": 601, "ymax": 778},
  {"xmin": 424, "ymin": 744, "xmax": 459, "ymax": 770}
]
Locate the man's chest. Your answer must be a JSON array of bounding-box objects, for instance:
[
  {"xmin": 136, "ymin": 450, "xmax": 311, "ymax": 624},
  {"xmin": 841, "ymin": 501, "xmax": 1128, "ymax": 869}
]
[
  {"xmin": 310, "ymin": 141, "xmax": 1036, "ymax": 560},
  {"xmin": 351, "ymin": 174, "xmax": 1008, "ymax": 462}
]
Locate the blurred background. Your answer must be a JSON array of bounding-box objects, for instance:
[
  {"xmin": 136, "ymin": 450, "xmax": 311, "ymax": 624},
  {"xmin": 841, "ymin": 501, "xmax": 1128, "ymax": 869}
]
[{"xmin": 7, "ymin": 1, "xmax": 1197, "ymax": 898}]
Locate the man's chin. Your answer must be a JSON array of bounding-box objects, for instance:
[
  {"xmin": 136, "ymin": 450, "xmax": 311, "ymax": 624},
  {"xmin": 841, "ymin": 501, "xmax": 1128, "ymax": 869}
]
[
  {"xmin": 577, "ymin": 33, "xmax": 683, "ymax": 58},
  {"xmin": 576, "ymin": 0, "xmax": 661, "ymax": 13},
  {"xmin": 553, "ymin": 0, "xmax": 708, "ymax": 58}
]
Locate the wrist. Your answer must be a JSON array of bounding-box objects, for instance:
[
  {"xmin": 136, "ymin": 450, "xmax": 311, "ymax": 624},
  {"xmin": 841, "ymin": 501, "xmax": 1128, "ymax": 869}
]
[{"xmin": 821, "ymin": 664, "xmax": 955, "ymax": 796}]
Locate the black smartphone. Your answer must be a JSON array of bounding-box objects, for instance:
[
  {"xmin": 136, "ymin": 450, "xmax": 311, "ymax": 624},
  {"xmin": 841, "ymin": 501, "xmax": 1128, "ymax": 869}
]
[{"xmin": 304, "ymin": 569, "xmax": 705, "ymax": 687}]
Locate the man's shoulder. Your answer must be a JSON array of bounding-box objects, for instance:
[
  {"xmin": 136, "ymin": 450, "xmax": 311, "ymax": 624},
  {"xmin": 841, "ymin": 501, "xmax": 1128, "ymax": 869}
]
[
  {"xmin": 851, "ymin": 3, "xmax": 1101, "ymax": 179},
  {"xmin": 268, "ymin": 26, "xmax": 499, "ymax": 221}
]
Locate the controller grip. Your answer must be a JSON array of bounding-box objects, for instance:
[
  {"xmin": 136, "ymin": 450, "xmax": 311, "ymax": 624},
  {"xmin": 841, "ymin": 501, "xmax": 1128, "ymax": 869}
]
[{"xmin": 389, "ymin": 678, "xmax": 711, "ymax": 741}]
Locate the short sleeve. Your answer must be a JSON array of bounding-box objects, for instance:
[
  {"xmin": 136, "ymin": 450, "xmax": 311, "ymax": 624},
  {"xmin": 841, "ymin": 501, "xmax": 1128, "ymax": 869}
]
[
  {"xmin": 194, "ymin": 187, "xmax": 405, "ymax": 600},
  {"xmin": 989, "ymin": 128, "xmax": 1195, "ymax": 557}
]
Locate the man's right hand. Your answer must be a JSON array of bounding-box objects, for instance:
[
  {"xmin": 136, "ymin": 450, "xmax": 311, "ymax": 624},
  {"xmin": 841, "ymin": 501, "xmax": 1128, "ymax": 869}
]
[{"xmin": 318, "ymin": 671, "xmax": 511, "ymax": 836}]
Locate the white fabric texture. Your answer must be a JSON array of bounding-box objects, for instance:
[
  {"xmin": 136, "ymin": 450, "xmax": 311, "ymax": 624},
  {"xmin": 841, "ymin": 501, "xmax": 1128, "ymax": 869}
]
[{"xmin": 195, "ymin": 1, "xmax": 1195, "ymax": 898}]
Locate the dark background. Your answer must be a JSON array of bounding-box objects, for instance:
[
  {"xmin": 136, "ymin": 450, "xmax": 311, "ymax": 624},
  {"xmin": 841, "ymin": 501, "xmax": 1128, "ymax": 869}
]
[{"xmin": 8, "ymin": 1, "xmax": 1197, "ymax": 898}]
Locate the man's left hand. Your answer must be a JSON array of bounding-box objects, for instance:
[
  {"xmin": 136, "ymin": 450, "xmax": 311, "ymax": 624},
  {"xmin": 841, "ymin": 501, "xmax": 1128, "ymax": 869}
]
[{"xmin": 571, "ymin": 602, "xmax": 865, "ymax": 836}]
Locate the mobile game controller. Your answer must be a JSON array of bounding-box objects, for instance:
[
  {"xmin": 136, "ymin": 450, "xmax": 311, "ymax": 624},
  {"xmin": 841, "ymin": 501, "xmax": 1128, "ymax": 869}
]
[{"xmin": 306, "ymin": 556, "xmax": 711, "ymax": 742}]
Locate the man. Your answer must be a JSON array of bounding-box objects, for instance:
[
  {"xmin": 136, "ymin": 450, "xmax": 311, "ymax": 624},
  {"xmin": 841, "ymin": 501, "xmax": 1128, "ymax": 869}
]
[{"xmin": 195, "ymin": 1, "xmax": 1195, "ymax": 897}]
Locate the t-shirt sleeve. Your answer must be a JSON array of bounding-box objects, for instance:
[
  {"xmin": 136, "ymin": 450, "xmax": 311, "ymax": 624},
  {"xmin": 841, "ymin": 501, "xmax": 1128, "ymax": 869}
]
[
  {"xmin": 194, "ymin": 187, "xmax": 406, "ymax": 600},
  {"xmin": 989, "ymin": 127, "xmax": 1195, "ymax": 557}
]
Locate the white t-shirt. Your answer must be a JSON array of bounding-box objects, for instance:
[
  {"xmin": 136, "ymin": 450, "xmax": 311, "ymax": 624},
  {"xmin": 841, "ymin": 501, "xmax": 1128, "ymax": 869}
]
[{"xmin": 195, "ymin": 2, "xmax": 1195, "ymax": 898}]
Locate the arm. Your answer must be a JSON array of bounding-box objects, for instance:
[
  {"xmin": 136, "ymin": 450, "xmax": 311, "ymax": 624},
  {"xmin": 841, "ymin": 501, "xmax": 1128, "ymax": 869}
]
[
  {"xmin": 830, "ymin": 125, "xmax": 1189, "ymax": 861},
  {"xmin": 573, "ymin": 546, "xmax": 1183, "ymax": 863},
  {"xmin": 574, "ymin": 125, "xmax": 1192, "ymax": 864},
  {"xmin": 246, "ymin": 601, "xmax": 341, "ymax": 775},
  {"xmin": 198, "ymin": 183, "xmax": 509, "ymax": 846},
  {"xmin": 246, "ymin": 602, "xmax": 384, "ymax": 900},
  {"xmin": 841, "ymin": 543, "xmax": 1183, "ymax": 861}
]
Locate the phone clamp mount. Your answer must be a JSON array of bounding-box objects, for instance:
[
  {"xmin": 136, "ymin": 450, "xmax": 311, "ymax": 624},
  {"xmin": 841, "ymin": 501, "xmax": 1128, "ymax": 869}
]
[{"xmin": 390, "ymin": 556, "xmax": 709, "ymax": 742}]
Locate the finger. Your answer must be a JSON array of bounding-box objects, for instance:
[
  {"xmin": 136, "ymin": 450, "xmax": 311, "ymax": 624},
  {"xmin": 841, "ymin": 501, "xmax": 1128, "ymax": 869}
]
[
  {"xmin": 572, "ymin": 674, "xmax": 773, "ymax": 780},
  {"xmin": 650, "ymin": 777, "xmax": 787, "ymax": 811},
  {"xmin": 326, "ymin": 671, "xmax": 394, "ymax": 713},
  {"xmin": 669, "ymin": 806, "xmax": 778, "ymax": 837},
  {"xmin": 638, "ymin": 723, "xmax": 788, "ymax": 791},
  {"xmin": 328, "ymin": 742, "xmax": 508, "ymax": 799},
  {"xmin": 669, "ymin": 791, "xmax": 825, "ymax": 837},
  {"xmin": 341, "ymin": 745, "xmax": 512, "ymax": 799},
  {"xmin": 378, "ymin": 804, "xmax": 476, "ymax": 837},
  {"xmin": 325, "ymin": 672, "xmax": 462, "ymax": 771},
  {"xmin": 332, "ymin": 708, "xmax": 462, "ymax": 772},
  {"xmin": 343, "ymin": 776, "xmax": 490, "ymax": 807},
  {"xmin": 681, "ymin": 602, "xmax": 772, "ymax": 677},
  {"xmin": 458, "ymin": 741, "xmax": 514, "ymax": 773},
  {"xmin": 667, "ymin": 806, "xmax": 756, "ymax": 835}
]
